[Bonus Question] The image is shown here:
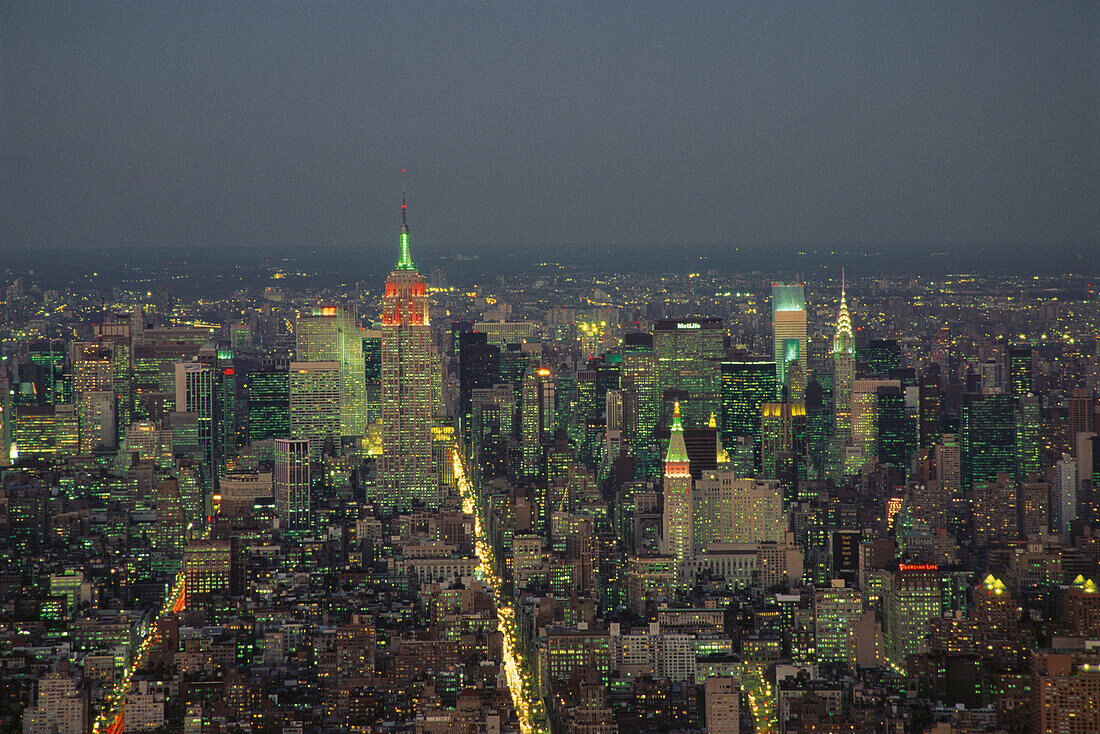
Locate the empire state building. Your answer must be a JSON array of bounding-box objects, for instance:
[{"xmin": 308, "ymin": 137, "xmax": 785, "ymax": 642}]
[{"xmin": 380, "ymin": 192, "xmax": 438, "ymax": 508}]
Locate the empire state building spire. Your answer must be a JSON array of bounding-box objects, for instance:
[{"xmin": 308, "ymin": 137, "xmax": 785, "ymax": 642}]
[{"xmin": 396, "ymin": 176, "xmax": 415, "ymax": 270}]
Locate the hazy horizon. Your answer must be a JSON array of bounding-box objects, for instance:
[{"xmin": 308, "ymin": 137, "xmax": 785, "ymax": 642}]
[{"xmin": 3, "ymin": 2, "xmax": 1096, "ymax": 265}]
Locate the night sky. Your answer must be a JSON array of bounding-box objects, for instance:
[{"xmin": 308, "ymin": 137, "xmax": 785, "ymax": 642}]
[{"xmin": 2, "ymin": 2, "xmax": 1096, "ymax": 265}]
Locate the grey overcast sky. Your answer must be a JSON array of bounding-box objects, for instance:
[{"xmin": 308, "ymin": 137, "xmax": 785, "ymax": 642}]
[{"xmin": 2, "ymin": 2, "xmax": 1097, "ymax": 263}]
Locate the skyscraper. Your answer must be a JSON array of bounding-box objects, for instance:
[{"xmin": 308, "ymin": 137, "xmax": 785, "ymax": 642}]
[
  {"xmin": 761, "ymin": 401, "xmax": 808, "ymax": 494},
  {"xmin": 960, "ymin": 392, "xmax": 1016, "ymax": 493},
  {"xmin": 918, "ymin": 365, "xmax": 942, "ymax": 450},
  {"xmin": 772, "ymin": 283, "xmax": 807, "ymax": 395},
  {"xmin": 663, "ymin": 402, "xmax": 693, "ymax": 574},
  {"xmin": 851, "ymin": 378, "xmax": 901, "ymax": 470},
  {"xmin": 886, "ymin": 564, "xmax": 943, "ymax": 674},
  {"xmin": 1006, "ymin": 344, "xmax": 1032, "ymax": 399},
  {"xmin": 622, "ymin": 347, "xmax": 660, "ymax": 480},
  {"xmin": 289, "ymin": 361, "xmax": 340, "ymax": 460},
  {"xmin": 274, "ymin": 438, "xmax": 310, "ymax": 532},
  {"xmin": 296, "ymin": 304, "xmax": 367, "ymax": 440},
  {"xmin": 245, "ymin": 365, "xmax": 290, "ymax": 442},
  {"xmin": 832, "ymin": 278, "xmax": 855, "ymax": 473},
  {"xmin": 719, "ymin": 358, "xmax": 777, "ymax": 474},
  {"xmin": 380, "ymin": 192, "xmax": 438, "ymax": 508},
  {"xmin": 653, "ymin": 318, "xmax": 724, "ymax": 428},
  {"xmin": 1016, "ymin": 393, "xmax": 1041, "ymax": 481}
]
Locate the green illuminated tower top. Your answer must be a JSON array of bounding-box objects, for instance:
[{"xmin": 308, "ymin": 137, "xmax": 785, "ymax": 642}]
[
  {"xmin": 665, "ymin": 401, "xmax": 690, "ymax": 464},
  {"xmin": 396, "ymin": 184, "xmax": 415, "ymax": 270}
]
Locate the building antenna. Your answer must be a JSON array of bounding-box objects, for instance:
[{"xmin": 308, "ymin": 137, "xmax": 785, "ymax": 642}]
[{"xmin": 401, "ymin": 169, "xmax": 408, "ymax": 231}]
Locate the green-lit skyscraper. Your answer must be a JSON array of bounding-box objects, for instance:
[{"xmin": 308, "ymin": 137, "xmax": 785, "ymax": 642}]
[
  {"xmin": 274, "ymin": 438, "xmax": 310, "ymax": 532},
  {"xmin": 654, "ymin": 318, "xmax": 724, "ymax": 428},
  {"xmin": 772, "ymin": 284, "xmax": 807, "ymax": 395},
  {"xmin": 1015, "ymin": 393, "xmax": 1041, "ymax": 481},
  {"xmin": 876, "ymin": 384, "xmax": 912, "ymax": 470},
  {"xmin": 861, "ymin": 339, "xmax": 902, "ymax": 377},
  {"xmin": 961, "ymin": 392, "xmax": 1016, "ymax": 493},
  {"xmin": 622, "ymin": 345, "xmax": 660, "ymax": 480},
  {"xmin": 246, "ymin": 366, "xmax": 290, "ymax": 442},
  {"xmin": 720, "ymin": 358, "xmax": 777, "ymax": 473}
]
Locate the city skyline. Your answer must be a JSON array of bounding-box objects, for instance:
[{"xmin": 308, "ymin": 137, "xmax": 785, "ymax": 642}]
[{"xmin": 3, "ymin": 4, "xmax": 1099, "ymax": 733}]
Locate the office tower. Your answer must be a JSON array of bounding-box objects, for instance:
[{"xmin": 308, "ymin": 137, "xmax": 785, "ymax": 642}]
[
  {"xmin": 829, "ymin": 278, "xmax": 855, "ymax": 468},
  {"xmin": 470, "ymin": 384, "xmax": 513, "ymax": 484},
  {"xmin": 1069, "ymin": 388, "xmax": 1096, "ymax": 457},
  {"xmin": 908, "ymin": 480, "xmax": 949, "ymax": 532},
  {"xmin": 1006, "ymin": 344, "xmax": 1032, "ymax": 398},
  {"xmin": 380, "ymin": 193, "xmax": 438, "ymax": 508},
  {"xmin": 973, "ymin": 475, "xmax": 1019, "ymax": 546},
  {"xmin": 1020, "ymin": 481, "xmax": 1049, "ymax": 537},
  {"xmin": 123, "ymin": 421, "xmax": 172, "ymax": 466},
  {"xmin": 14, "ymin": 405, "xmax": 57, "ymax": 458},
  {"xmin": 720, "ymin": 359, "xmax": 777, "ymax": 473},
  {"xmin": 296, "ymin": 304, "xmax": 367, "ymax": 439},
  {"xmin": 663, "ymin": 403, "xmax": 693, "ymax": 572},
  {"xmin": 605, "ymin": 388, "xmax": 624, "ymax": 460},
  {"xmin": 918, "ymin": 365, "xmax": 942, "ymax": 449},
  {"xmin": 850, "ymin": 378, "xmax": 901, "ymax": 469},
  {"xmin": 274, "ymin": 438, "xmax": 310, "ymax": 532},
  {"xmin": 102, "ymin": 336, "xmax": 132, "ymax": 444},
  {"xmin": 537, "ymin": 365, "xmax": 557, "ymax": 442},
  {"xmin": 519, "ymin": 365, "xmax": 554, "ymax": 478},
  {"xmin": 362, "ymin": 329, "xmax": 382, "ymax": 426},
  {"xmin": 246, "ymin": 365, "xmax": 290, "ymax": 442},
  {"xmin": 212, "ymin": 348, "xmax": 238, "ymax": 468},
  {"xmin": 772, "ymin": 283, "xmax": 807, "ymax": 394},
  {"xmin": 474, "ymin": 321, "xmax": 539, "ymax": 346},
  {"xmin": 1016, "ymin": 393, "xmax": 1041, "ymax": 481},
  {"xmin": 71, "ymin": 342, "xmax": 114, "ymax": 453},
  {"xmin": 935, "ymin": 434, "xmax": 961, "ymax": 497},
  {"xmin": 175, "ymin": 358, "xmax": 240, "ymax": 471},
  {"xmin": 457, "ymin": 330, "xmax": 500, "ymax": 443},
  {"xmin": 704, "ymin": 677, "xmax": 739, "ymax": 734},
  {"xmin": 27, "ymin": 341, "xmax": 66, "ymax": 405},
  {"xmin": 577, "ymin": 354, "xmax": 620, "ymax": 466},
  {"xmin": 760, "ymin": 401, "xmax": 807, "ymax": 484},
  {"xmin": 183, "ymin": 539, "xmax": 231, "ymax": 597},
  {"xmin": 805, "ymin": 377, "xmax": 831, "ymax": 475},
  {"xmin": 808, "ymin": 330, "xmax": 831, "ymax": 379},
  {"xmin": 78, "ymin": 391, "xmax": 117, "ymax": 454},
  {"xmin": 622, "ymin": 349, "xmax": 660, "ymax": 479},
  {"xmin": 653, "ymin": 318, "xmax": 724, "ymax": 427},
  {"xmin": 885, "ymin": 564, "xmax": 943, "ymax": 674},
  {"xmin": 960, "ymin": 392, "xmax": 1016, "ymax": 493},
  {"xmin": 289, "ymin": 361, "xmax": 340, "ymax": 460},
  {"xmin": 862, "ymin": 339, "xmax": 902, "ymax": 377},
  {"xmin": 814, "ymin": 581, "xmax": 864, "ymax": 666},
  {"xmin": 876, "ymin": 385, "xmax": 912, "ymax": 469},
  {"xmin": 692, "ymin": 471, "xmax": 784, "ymax": 549},
  {"xmin": 155, "ymin": 478, "xmax": 185, "ymax": 555},
  {"xmin": 0, "ymin": 369, "xmax": 11, "ymax": 466},
  {"xmin": 1054, "ymin": 454, "xmax": 1077, "ymax": 537},
  {"xmin": 55, "ymin": 404, "xmax": 79, "ymax": 457}
]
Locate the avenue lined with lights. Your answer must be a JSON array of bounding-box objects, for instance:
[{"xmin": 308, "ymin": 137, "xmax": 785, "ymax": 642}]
[{"xmin": 454, "ymin": 448, "xmax": 549, "ymax": 734}]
